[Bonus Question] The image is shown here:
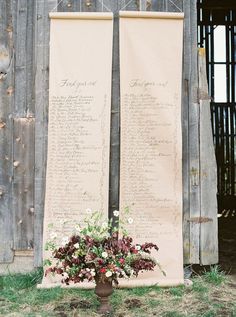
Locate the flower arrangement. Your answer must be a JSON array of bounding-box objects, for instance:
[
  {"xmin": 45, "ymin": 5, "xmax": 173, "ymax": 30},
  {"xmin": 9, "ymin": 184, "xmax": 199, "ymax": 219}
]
[{"xmin": 44, "ymin": 209, "xmax": 165, "ymax": 286}]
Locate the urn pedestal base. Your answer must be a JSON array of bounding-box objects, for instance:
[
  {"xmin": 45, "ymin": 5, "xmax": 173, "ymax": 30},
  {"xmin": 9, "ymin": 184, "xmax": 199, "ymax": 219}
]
[{"xmin": 95, "ymin": 280, "xmax": 113, "ymax": 314}]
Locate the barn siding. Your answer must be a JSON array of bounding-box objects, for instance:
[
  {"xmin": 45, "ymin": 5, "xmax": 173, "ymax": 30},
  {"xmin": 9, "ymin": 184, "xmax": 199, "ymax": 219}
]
[
  {"xmin": 0, "ymin": 0, "xmax": 14, "ymax": 263},
  {"xmin": 13, "ymin": 118, "xmax": 35, "ymax": 250},
  {"xmin": 34, "ymin": 0, "xmax": 58, "ymax": 268},
  {"xmin": 0, "ymin": 0, "xmax": 217, "ymax": 270}
]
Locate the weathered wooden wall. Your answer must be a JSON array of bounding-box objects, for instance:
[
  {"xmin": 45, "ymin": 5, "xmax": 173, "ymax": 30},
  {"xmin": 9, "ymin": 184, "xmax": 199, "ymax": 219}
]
[{"xmin": 0, "ymin": 0, "xmax": 218, "ymax": 271}]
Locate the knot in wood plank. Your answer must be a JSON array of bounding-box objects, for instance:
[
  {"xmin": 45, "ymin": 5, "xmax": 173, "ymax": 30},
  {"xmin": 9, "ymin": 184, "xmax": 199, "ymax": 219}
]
[
  {"xmin": 0, "ymin": 120, "xmax": 6, "ymax": 129},
  {"xmin": 6, "ymin": 86, "xmax": 14, "ymax": 96}
]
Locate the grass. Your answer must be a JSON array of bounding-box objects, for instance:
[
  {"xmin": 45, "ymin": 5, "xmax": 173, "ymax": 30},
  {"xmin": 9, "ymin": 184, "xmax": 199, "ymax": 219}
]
[
  {"xmin": 0, "ymin": 266, "xmax": 235, "ymax": 317},
  {"xmin": 202, "ymin": 265, "xmax": 227, "ymax": 285}
]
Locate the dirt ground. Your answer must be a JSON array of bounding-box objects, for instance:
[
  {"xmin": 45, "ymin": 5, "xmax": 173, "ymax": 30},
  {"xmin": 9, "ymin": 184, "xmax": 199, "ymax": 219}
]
[{"xmin": 218, "ymin": 215, "xmax": 236, "ymax": 281}]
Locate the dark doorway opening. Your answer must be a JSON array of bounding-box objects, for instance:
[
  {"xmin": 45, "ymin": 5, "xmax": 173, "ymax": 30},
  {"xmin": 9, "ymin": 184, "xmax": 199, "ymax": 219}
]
[{"xmin": 197, "ymin": 0, "xmax": 236, "ymax": 277}]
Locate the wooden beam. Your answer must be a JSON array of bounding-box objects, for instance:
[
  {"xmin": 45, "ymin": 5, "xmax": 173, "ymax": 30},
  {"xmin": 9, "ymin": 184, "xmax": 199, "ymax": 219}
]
[
  {"xmin": 182, "ymin": 0, "xmax": 191, "ymax": 264},
  {"xmin": 33, "ymin": 0, "xmax": 57, "ymax": 268},
  {"xmin": 188, "ymin": 0, "xmax": 201, "ymax": 264},
  {"xmin": 0, "ymin": 0, "xmax": 14, "ymax": 263},
  {"xmin": 13, "ymin": 0, "xmax": 34, "ymax": 116},
  {"xmin": 198, "ymin": 48, "xmax": 218, "ymax": 265},
  {"xmin": 139, "ymin": 0, "xmax": 148, "ymax": 11},
  {"xmin": 13, "ymin": 118, "xmax": 35, "ymax": 250}
]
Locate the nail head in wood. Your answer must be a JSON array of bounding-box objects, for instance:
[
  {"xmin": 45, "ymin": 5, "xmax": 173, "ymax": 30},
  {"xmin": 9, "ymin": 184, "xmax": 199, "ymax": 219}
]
[
  {"xmin": 13, "ymin": 161, "xmax": 20, "ymax": 167},
  {"xmin": 29, "ymin": 207, "xmax": 35, "ymax": 214},
  {"xmin": 85, "ymin": 0, "xmax": 92, "ymax": 7}
]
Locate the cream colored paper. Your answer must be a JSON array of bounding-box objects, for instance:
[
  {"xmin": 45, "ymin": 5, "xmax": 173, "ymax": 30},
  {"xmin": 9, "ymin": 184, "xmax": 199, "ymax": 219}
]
[
  {"xmin": 41, "ymin": 13, "xmax": 113, "ymax": 286},
  {"xmin": 119, "ymin": 11, "xmax": 184, "ymax": 286}
]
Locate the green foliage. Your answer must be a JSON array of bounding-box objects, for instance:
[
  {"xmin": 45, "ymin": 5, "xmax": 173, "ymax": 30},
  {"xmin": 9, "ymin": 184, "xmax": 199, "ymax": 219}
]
[
  {"xmin": 200, "ymin": 310, "xmax": 216, "ymax": 317},
  {"xmin": 169, "ymin": 286, "xmax": 185, "ymax": 297},
  {"xmin": 146, "ymin": 298, "xmax": 161, "ymax": 307},
  {"xmin": 164, "ymin": 311, "xmax": 185, "ymax": 317},
  {"xmin": 0, "ymin": 270, "xmax": 235, "ymax": 317},
  {"xmin": 202, "ymin": 265, "xmax": 227, "ymax": 285},
  {"xmin": 0, "ymin": 268, "xmax": 43, "ymax": 290},
  {"xmin": 192, "ymin": 278, "xmax": 209, "ymax": 294}
]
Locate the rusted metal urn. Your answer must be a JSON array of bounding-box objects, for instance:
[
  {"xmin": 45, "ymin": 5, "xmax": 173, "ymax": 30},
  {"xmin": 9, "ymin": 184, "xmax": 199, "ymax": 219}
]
[{"xmin": 94, "ymin": 279, "xmax": 113, "ymax": 314}]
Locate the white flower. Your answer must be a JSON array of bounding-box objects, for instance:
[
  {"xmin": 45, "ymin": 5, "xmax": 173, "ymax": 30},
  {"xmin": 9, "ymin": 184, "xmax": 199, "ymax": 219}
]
[
  {"xmin": 86, "ymin": 208, "xmax": 92, "ymax": 214},
  {"xmin": 91, "ymin": 271, "xmax": 96, "ymax": 277},
  {"xmin": 79, "ymin": 273, "xmax": 83, "ymax": 277},
  {"xmin": 135, "ymin": 245, "xmax": 141, "ymax": 251},
  {"xmin": 102, "ymin": 252, "xmax": 108, "ymax": 258},
  {"xmin": 86, "ymin": 268, "xmax": 90, "ymax": 272},
  {"xmin": 74, "ymin": 243, "xmax": 80, "ymax": 248},
  {"xmin": 72, "ymin": 254, "xmax": 77, "ymax": 259},
  {"xmin": 113, "ymin": 210, "xmax": 119, "ymax": 217},
  {"xmin": 75, "ymin": 224, "xmax": 81, "ymax": 232},
  {"xmin": 105, "ymin": 271, "xmax": 112, "ymax": 278},
  {"xmin": 61, "ymin": 237, "xmax": 69, "ymax": 246},
  {"xmin": 63, "ymin": 272, "xmax": 69, "ymax": 279},
  {"xmin": 49, "ymin": 232, "xmax": 57, "ymax": 240},
  {"xmin": 127, "ymin": 217, "xmax": 134, "ymax": 224}
]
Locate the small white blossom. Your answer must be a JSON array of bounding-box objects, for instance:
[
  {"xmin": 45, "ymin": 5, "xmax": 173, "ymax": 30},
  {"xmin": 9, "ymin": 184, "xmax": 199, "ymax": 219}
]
[
  {"xmin": 61, "ymin": 237, "xmax": 69, "ymax": 246},
  {"xmin": 79, "ymin": 273, "xmax": 83, "ymax": 277},
  {"xmin": 75, "ymin": 224, "xmax": 81, "ymax": 232},
  {"xmin": 74, "ymin": 243, "xmax": 80, "ymax": 248},
  {"xmin": 49, "ymin": 232, "xmax": 57, "ymax": 240},
  {"xmin": 86, "ymin": 208, "xmax": 92, "ymax": 214},
  {"xmin": 102, "ymin": 251, "xmax": 108, "ymax": 258},
  {"xmin": 113, "ymin": 210, "xmax": 119, "ymax": 217},
  {"xmin": 63, "ymin": 272, "xmax": 69, "ymax": 279},
  {"xmin": 72, "ymin": 254, "xmax": 77, "ymax": 259},
  {"xmin": 127, "ymin": 217, "xmax": 134, "ymax": 224},
  {"xmin": 135, "ymin": 245, "xmax": 141, "ymax": 251},
  {"xmin": 91, "ymin": 271, "xmax": 96, "ymax": 277},
  {"xmin": 105, "ymin": 271, "xmax": 112, "ymax": 278}
]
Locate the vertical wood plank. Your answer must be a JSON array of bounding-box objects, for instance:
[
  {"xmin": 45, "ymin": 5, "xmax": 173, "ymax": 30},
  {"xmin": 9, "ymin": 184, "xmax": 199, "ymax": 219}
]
[
  {"xmin": 14, "ymin": 0, "xmax": 35, "ymax": 117},
  {"xmin": 119, "ymin": 0, "xmax": 138, "ymax": 11},
  {"xmin": 188, "ymin": 0, "xmax": 201, "ymax": 264},
  {"xmin": 0, "ymin": 0, "xmax": 14, "ymax": 263},
  {"xmin": 156, "ymin": 0, "xmax": 167, "ymax": 11},
  {"xmin": 81, "ymin": 0, "xmax": 96, "ymax": 12},
  {"xmin": 13, "ymin": 118, "xmax": 35, "ymax": 250},
  {"xmin": 34, "ymin": 0, "xmax": 57, "ymax": 267},
  {"xmin": 58, "ymin": 0, "xmax": 81, "ymax": 12},
  {"xmin": 151, "ymin": 0, "xmax": 159, "ymax": 11},
  {"xmin": 182, "ymin": 0, "xmax": 191, "ymax": 264},
  {"xmin": 138, "ymin": 0, "xmax": 148, "ymax": 11},
  {"xmin": 198, "ymin": 48, "xmax": 218, "ymax": 265}
]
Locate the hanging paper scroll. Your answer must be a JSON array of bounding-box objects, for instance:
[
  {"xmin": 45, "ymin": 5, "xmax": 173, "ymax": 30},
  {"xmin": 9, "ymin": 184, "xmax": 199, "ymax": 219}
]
[
  {"xmin": 41, "ymin": 12, "xmax": 113, "ymax": 286},
  {"xmin": 119, "ymin": 11, "xmax": 184, "ymax": 287}
]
